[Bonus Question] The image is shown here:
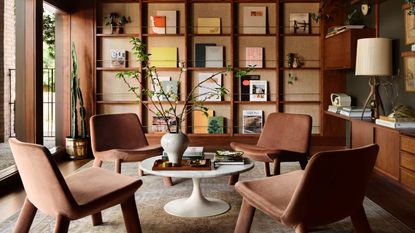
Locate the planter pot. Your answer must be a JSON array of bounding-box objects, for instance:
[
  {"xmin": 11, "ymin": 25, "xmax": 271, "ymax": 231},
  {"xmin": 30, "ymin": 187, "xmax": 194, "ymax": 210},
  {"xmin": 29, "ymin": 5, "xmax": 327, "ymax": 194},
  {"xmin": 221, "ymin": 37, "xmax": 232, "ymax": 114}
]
[
  {"xmin": 161, "ymin": 132, "xmax": 189, "ymax": 166},
  {"xmin": 65, "ymin": 137, "xmax": 89, "ymax": 160}
]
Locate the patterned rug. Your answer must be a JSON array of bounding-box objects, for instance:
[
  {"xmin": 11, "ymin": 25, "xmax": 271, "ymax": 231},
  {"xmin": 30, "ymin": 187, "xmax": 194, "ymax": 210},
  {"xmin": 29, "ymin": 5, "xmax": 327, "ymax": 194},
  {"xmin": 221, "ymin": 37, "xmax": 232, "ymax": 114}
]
[{"xmin": 0, "ymin": 160, "xmax": 414, "ymax": 233}]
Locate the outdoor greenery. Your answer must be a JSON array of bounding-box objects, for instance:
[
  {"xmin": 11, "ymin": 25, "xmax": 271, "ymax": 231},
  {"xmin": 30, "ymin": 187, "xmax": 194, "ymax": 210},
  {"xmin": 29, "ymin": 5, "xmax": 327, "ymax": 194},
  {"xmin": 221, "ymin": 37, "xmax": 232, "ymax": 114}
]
[{"xmin": 407, "ymin": 0, "xmax": 415, "ymax": 15}]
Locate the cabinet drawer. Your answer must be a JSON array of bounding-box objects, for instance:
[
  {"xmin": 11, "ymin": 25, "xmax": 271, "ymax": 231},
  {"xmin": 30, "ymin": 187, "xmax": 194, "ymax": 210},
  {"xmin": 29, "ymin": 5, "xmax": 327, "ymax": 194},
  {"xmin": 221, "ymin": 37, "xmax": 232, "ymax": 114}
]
[
  {"xmin": 401, "ymin": 136, "xmax": 415, "ymax": 154},
  {"xmin": 401, "ymin": 168, "xmax": 415, "ymax": 190},
  {"xmin": 401, "ymin": 151, "xmax": 415, "ymax": 172}
]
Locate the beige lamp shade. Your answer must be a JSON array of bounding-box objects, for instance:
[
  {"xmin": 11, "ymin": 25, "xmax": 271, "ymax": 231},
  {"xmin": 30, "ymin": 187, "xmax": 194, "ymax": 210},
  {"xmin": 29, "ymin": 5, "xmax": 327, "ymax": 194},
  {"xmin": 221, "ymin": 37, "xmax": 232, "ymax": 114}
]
[{"xmin": 355, "ymin": 38, "xmax": 392, "ymax": 76}]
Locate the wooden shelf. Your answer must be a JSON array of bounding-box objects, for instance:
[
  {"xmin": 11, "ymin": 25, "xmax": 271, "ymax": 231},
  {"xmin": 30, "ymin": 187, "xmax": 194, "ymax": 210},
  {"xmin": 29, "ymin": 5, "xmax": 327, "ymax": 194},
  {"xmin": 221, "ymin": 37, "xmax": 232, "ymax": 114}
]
[
  {"xmin": 280, "ymin": 33, "xmax": 321, "ymax": 37},
  {"xmin": 96, "ymin": 100, "xmax": 138, "ymax": 104},
  {"xmin": 234, "ymin": 101, "xmax": 276, "ymax": 104},
  {"xmin": 187, "ymin": 67, "xmax": 229, "ymax": 71},
  {"xmin": 280, "ymin": 67, "xmax": 320, "ymax": 71},
  {"xmin": 236, "ymin": 33, "xmax": 276, "ymax": 37},
  {"xmin": 402, "ymin": 51, "xmax": 415, "ymax": 57},
  {"xmin": 187, "ymin": 33, "xmax": 231, "ymax": 37},
  {"xmin": 142, "ymin": 33, "xmax": 185, "ymax": 37},
  {"xmin": 96, "ymin": 33, "xmax": 140, "ymax": 37},
  {"xmin": 279, "ymin": 101, "xmax": 321, "ymax": 104},
  {"xmin": 96, "ymin": 67, "xmax": 140, "ymax": 71}
]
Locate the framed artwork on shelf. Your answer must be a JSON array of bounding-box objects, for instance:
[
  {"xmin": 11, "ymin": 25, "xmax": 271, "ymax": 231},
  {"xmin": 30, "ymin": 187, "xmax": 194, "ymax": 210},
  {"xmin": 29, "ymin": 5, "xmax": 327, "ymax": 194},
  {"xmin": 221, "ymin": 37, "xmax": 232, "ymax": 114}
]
[
  {"xmin": 289, "ymin": 13, "xmax": 310, "ymax": 34},
  {"xmin": 404, "ymin": 56, "xmax": 415, "ymax": 92},
  {"xmin": 110, "ymin": 49, "xmax": 127, "ymax": 68},
  {"xmin": 404, "ymin": 8, "xmax": 415, "ymax": 45},
  {"xmin": 249, "ymin": 80, "xmax": 267, "ymax": 101}
]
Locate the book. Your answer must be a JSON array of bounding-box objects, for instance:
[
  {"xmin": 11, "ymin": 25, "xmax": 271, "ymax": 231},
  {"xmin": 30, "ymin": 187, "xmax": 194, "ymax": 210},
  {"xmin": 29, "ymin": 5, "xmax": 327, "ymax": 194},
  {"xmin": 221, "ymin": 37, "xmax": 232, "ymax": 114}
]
[
  {"xmin": 162, "ymin": 146, "xmax": 204, "ymax": 160},
  {"xmin": 325, "ymin": 25, "xmax": 365, "ymax": 38},
  {"xmin": 151, "ymin": 116, "xmax": 177, "ymax": 133},
  {"xmin": 149, "ymin": 16, "xmax": 166, "ymax": 34},
  {"xmin": 342, "ymin": 106, "xmax": 367, "ymax": 112},
  {"xmin": 240, "ymin": 75, "xmax": 260, "ymax": 101},
  {"xmin": 193, "ymin": 110, "xmax": 214, "ymax": 134},
  {"xmin": 249, "ymin": 80, "xmax": 267, "ymax": 101},
  {"xmin": 205, "ymin": 46, "xmax": 224, "ymax": 67},
  {"xmin": 375, "ymin": 119, "xmax": 415, "ymax": 129},
  {"xmin": 110, "ymin": 49, "xmax": 127, "ymax": 68},
  {"xmin": 150, "ymin": 47, "xmax": 177, "ymax": 68},
  {"xmin": 195, "ymin": 43, "xmax": 216, "ymax": 67},
  {"xmin": 156, "ymin": 11, "xmax": 177, "ymax": 34},
  {"xmin": 327, "ymin": 105, "xmax": 344, "ymax": 113},
  {"xmin": 150, "ymin": 76, "xmax": 171, "ymax": 100},
  {"xmin": 378, "ymin": 115, "xmax": 415, "ymax": 123},
  {"xmin": 197, "ymin": 18, "xmax": 221, "ymax": 34},
  {"xmin": 214, "ymin": 151, "xmax": 244, "ymax": 165},
  {"xmin": 289, "ymin": 13, "xmax": 310, "ymax": 34},
  {"xmin": 246, "ymin": 47, "xmax": 263, "ymax": 68},
  {"xmin": 243, "ymin": 7, "xmax": 266, "ymax": 34},
  {"xmin": 208, "ymin": 116, "xmax": 224, "ymax": 134},
  {"xmin": 340, "ymin": 109, "xmax": 371, "ymax": 118},
  {"xmin": 243, "ymin": 110, "xmax": 263, "ymax": 134},
  {"xmin": 197, "ymin": 73, "xmax": 222, "ymax": 102},
  {"xmin": 161, "ymin": 80, "xmax": 179, "ymax": 101}
]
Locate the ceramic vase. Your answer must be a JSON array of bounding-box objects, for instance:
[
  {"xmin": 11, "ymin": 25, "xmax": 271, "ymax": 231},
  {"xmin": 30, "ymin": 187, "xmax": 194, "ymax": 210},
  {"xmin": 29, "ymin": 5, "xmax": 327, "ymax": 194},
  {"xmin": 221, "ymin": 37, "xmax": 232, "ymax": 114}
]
[{"xmin": 161, "ymin": 132, "xmax": 189, "ymax": 166}]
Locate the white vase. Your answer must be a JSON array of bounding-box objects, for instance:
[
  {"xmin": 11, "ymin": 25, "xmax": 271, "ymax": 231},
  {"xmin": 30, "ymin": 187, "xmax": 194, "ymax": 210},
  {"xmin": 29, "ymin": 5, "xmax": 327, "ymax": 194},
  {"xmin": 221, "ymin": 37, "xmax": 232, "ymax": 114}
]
[{"xmin": 161, "ymin": 132, "xmax": 189, "ymax": 166}]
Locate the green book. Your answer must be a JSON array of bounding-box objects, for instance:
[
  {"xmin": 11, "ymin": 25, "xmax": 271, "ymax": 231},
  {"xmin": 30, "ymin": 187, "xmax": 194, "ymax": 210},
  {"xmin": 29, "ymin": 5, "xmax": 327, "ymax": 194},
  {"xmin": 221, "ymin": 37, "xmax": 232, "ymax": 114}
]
[{"xmin": 208, "ymin": 116, "xmax": 224, "ymax": 134}]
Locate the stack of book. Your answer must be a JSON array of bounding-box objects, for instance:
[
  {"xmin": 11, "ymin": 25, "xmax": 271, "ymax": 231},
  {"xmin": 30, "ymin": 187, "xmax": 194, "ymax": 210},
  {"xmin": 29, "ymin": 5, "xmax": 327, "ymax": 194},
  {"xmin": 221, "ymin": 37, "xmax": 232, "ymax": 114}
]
[
  {"xmin": 162, "ymin": 147, "xmax": 204, "ymax": 160},
  {"xmin": 339, "ymin": 107, "xmax": 372, "ymax": 118},
  {"xmin": 325, "ymin": 25, "xmax": 365, "ymax": 38},
  {"xmin": 213, "ymin": 151, "xmax": 244, "ymax": 165},
  {"xmin": 375, "ymin": 116, "xmax": 415, "ymax": 129},
  {"xmin": 327, "ymin": 105, "xmax": 344, "ymax": 114}
]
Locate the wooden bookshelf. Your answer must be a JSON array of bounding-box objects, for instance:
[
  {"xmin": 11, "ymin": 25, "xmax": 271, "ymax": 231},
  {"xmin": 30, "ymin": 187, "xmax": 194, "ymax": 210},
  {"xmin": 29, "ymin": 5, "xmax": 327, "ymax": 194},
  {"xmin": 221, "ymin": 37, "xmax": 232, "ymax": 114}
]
[{"xmin": 94, "ymin": 0, "xmax": 328, "ymax": 141}]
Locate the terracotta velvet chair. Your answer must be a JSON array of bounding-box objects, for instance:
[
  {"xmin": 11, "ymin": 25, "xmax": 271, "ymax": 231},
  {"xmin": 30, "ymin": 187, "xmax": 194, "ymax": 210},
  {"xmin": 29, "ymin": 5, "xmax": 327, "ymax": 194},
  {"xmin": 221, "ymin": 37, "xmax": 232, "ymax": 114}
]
[
  {"xmin": 90, "ymin": 113, "xmax": 172, "ymax": 185},
  {"xmin": 231, "ymin": 112, "xmax": 312, "ymax": 178},
  {"xmin": 234, "ymin": 144, "xmax": 379, "ymax": 233},
  {"xmin": 9, "ymin": 138, "xmax": 143, "ymax": 233}
]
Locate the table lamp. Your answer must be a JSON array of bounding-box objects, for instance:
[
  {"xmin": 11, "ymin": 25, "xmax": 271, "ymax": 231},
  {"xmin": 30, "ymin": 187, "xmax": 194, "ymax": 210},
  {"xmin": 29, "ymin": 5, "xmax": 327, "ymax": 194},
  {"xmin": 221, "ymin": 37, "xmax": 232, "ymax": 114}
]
[{"xmin": 355, "ymin": 38, "xmax": 392, "ymax": 119}]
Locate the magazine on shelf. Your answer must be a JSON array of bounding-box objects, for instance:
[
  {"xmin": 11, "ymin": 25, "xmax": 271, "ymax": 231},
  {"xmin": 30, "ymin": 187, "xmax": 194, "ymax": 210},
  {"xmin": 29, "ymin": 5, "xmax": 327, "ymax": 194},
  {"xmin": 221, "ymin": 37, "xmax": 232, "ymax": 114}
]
[
  {"xmin": 110, "ymin": 49, "xmax": 127, "ymax": 68},
  {"xmin": 249, "ymin": 80, "xmax": 267, "ymax": 101},
  {"xmin": 243, "ymin": 110, "xmax": 263, "ymax": 134}
]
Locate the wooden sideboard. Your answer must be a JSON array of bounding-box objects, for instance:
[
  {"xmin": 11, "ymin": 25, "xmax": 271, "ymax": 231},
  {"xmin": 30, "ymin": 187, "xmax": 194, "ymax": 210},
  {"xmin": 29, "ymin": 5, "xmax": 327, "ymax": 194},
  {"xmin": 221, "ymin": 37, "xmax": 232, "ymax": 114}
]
[{"xmin": 326, "ymin": 111, "xmax": 415, "ymax": 192}]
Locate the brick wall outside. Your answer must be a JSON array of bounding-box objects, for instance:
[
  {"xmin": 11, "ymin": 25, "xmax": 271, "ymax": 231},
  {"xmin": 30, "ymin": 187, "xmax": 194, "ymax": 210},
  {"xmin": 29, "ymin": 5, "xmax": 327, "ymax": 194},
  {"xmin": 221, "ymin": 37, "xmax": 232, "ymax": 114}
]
[{"xmin": 3, "ymin": 0, "xmax": 16, "ymax": 141}]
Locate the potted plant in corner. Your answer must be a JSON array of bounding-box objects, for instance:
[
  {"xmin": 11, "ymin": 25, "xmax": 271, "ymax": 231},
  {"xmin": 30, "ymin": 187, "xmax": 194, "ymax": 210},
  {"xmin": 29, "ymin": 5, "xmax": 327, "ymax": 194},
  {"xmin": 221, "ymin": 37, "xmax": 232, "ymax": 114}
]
[
  {"xmin": 65, "ymin": 43, "xmax": 89, "ymax": 159},
  {"xmin": 104, "ymin": 12, "xmax": 131, "ymax": 34},
  {"xmin": 116, "ymin": 38, "xmax": 252, "ymax": 166}
]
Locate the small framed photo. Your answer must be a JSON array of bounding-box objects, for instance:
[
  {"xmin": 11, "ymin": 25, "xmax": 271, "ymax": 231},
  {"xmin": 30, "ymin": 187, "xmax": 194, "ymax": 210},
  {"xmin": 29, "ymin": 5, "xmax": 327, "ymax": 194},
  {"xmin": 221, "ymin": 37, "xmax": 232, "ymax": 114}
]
[
  {"xmin": 249, "ymin": 80, "xmax": 267, "ymax": 101},
  {"xmin": 404, "ymin": 8, "xmax": 415, "ymax": 45},
  {"xmin": 110, "ymin": 49, "xmax": 127, "ymax": 67},
  {"xmin": 404, "ymin": 56, "xmax": 415, "ymax": 92},
  {"xmin": 289, "ymin": 13, "xmax": 310, "ymax": 34}
]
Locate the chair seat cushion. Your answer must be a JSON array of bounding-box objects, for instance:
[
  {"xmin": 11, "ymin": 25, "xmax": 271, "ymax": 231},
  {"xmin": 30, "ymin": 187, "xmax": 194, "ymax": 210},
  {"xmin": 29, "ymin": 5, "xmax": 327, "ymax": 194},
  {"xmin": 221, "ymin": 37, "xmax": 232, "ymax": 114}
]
[
  {"xmin": 235, "ymin": 170, "xmax": 304, "ymax": 220},
  {"xmin": 65, "ymin": 167, "xmax": 142, "ymax": 219},
  {"xmin": 95, "ymin": 144, "xmax": 163, "ymax": 162},
  {"xmin": 231, "ymin": 142, "xmax": 305, "ymax": 162}
]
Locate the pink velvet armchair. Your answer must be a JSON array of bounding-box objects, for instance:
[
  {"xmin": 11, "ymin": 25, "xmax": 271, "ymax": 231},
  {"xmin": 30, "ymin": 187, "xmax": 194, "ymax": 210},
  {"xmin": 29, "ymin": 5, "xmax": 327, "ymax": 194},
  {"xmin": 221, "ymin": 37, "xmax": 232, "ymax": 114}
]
[
  {"xmin": 9, "ymin": 138, "xmax": 143, "ymax": 233},
  {"xmin": 234, "ymin": 144, "xmax": 379, "ymax": 233}
]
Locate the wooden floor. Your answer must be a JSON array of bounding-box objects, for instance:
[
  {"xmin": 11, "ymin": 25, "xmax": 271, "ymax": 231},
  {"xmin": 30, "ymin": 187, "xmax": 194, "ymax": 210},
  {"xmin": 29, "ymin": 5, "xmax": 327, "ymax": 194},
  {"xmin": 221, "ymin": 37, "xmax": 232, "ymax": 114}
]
[{"xmin": 1, "ymin": 149, "xmax": 415, "ymax": 230}]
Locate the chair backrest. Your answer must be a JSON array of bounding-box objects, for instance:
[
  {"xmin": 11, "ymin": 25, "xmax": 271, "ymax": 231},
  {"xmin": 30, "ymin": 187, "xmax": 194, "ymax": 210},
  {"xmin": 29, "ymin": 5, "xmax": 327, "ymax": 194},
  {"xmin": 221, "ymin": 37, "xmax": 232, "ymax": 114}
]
[
  {"xmin": 257, "ymin": 112, "xmax": 312, "ymax": 154},
  {"xmin": 90, "ymin": 113, "xmax": 149, "ymax": 153},
  {"xmin": 281, "ymin": 144, "xmax": 379, "ymax": 227},
  {"xmin": 9, "ymin": 138, "xmax": 77, "ymax": 216}
]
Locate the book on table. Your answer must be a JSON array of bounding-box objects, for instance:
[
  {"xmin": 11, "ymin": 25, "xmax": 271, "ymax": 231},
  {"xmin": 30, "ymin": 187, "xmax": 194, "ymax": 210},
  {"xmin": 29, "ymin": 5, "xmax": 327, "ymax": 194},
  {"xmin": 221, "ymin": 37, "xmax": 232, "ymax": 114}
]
[
  {"xmin": 162, "ymin": 146, "xmax": 204, "ymax": 160},
  {"xmin": 375, "ymin": 119, "xmax": 415, "ymax": 129},
  {"xmin": 214, "ymin": 151, "xmax": 244, "ymax": 165}
]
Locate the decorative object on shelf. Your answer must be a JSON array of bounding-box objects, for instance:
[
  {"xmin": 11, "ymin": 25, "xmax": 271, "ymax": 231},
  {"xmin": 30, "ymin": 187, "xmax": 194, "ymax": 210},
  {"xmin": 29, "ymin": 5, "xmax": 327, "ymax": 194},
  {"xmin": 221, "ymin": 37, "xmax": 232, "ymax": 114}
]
[
  {"xmin": 197, "ymin": 73, "xmax": 222, "ymax": 101},
  {"xmin": 246, "ymin": 47, "xmax": 263, "ymax": 68},
  {"xmin": 330, "ymin": 93, "xmax": 351, "ymax": 107},
  {"xmin": 355, "ymin": 38, "xmax": 392, "ymax": 119},
  {"xmin": 208, "ymin": 116, "xmax": 225, "ymax": 134},
  {"xmin": 310, "ymin": 0, "xmax": 344, "ymax": 23},
  {"xmin": 375, "ymin": 107, "xmax": 415, "ymax": 128},
  {"xmin": 193, "ymin": 110, "xmax": 214, "ymax": 134},
  {"xmin": 388, "ymin": 105, "xmax": 415, "ymax": 119},
  {"xmin": 110, "ymin": 49, "xmax": 127, "ymax": 68},
  {"xmin": 205, "ymin": 46, "xmax": 224, "ymax": 67},
  {"xmin": 115, "ymin": 38, "xmax": 252, "ymax": 164},
  {"xmin": 361, "ymin": 3, "xmax": 370, "ymax": 16},
  {"xmin": 152, "ymin": 116, "xmax": 177, "ymax": 133},
  {"xmin": 344, "ymin": 9, "xmax": 362, "ymax": 26},
  {"xmin": 404, "ymin": 5, "xmax": 415, "ymax": 44},
  {"xmin": 104, "ymin": 12, "xmax": 131, "ymax": 34},
  {"xmin": 149, "ymin": 16, "xmax": 166, "ymax": 34},
  {"xmin": 241, "ymin": 75, "xmax": 260, "ymax": 101},
  {"xmin": 287, "ymin": 53, "xmax": 295, "ymax": 68},
  {"xmin": 197, "ymin": 18, "xmax": 221, "ymax": 34},
  {"xmin": 288, "ymin": 73, "xmax": 298, "ymax": 85},
  {"xmin": 406, "ymin": 0, "xmax": 415, "ymax": 15},
  {"xmin": 195, "ymin": 43, "xmax": 216, "ymax": 67},
  {"xmin": 156, "ymin": 10, "xmax": 177, "ymax": 34},
  {"xmin": 242, "ymin": 110, "xmax": 263, "ymax": 134},
  {"xmin": 249, "ymin": 80, "xmax": 267, "ymax": 101},
  {"xmin": 243, "ymin": 6, "xmax": 266, "ymax": 34},
  {"xmin": 66, "ymin": 43, "xmax": 89, "ymax": 159},
  {"xmin": 287, "ymin": 53, "xmax": 303, "ymax": 69},
  {"xmin": 289, "ymin": 13, "xmax": 310, "ymax": 34},
  {"xmin": 404, "ymin": 57, "xmax": 415, "ymax": 92}
]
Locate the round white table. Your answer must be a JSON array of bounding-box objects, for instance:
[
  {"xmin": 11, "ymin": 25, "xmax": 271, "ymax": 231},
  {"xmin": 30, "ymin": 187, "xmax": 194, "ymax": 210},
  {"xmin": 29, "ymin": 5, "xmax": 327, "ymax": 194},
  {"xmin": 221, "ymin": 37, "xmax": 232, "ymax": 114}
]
[{"xmin": 140, "ymin": 156, "xmax": 254, "ymax": 218}]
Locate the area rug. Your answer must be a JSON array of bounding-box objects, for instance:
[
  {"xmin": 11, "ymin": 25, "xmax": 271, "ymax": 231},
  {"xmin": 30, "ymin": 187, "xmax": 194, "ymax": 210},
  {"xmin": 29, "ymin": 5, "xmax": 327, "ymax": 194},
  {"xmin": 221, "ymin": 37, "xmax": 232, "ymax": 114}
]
[{"xmin": 1, "ymin": 161, "xmax": 414, "ymax": 233}]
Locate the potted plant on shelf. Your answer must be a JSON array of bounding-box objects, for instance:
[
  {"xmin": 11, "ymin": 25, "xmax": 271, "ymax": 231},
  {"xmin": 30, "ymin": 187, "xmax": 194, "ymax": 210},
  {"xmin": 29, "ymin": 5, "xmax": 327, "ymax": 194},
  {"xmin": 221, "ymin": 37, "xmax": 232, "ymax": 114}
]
[
  {"xmin": 65, "ymin": 43, "xmax": 89, "ymax": 159},
  {"xmin": 115, "ymin": 38, "xmax": 252, "ymax": 166},
  {"xmin": 104, "ymin": 12, "xmax": 131, "ymax": 34}
]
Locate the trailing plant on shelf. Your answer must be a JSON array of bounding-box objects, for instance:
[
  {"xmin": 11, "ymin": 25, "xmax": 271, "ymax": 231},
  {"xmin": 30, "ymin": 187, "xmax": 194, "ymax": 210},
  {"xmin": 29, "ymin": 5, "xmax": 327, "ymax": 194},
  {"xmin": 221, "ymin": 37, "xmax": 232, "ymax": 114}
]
[
  {"xmin": 407, "ymin": 0, "xmax": 415, "ymax": 15},
  {"xmin": 104, "ymin": 12, "xmax": 131, "ymax": 34},
  {"xmin": 65, "ymin": 43, "xmax": 88, "ymax": 159}
]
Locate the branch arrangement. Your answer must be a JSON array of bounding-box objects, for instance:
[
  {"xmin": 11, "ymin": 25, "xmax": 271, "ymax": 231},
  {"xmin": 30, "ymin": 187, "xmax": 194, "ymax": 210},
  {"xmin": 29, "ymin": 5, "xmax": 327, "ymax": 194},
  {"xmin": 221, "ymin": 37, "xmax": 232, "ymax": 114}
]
[{"xmin": 115, "ymin": 38, "xmax": 253, "ymax": 133}]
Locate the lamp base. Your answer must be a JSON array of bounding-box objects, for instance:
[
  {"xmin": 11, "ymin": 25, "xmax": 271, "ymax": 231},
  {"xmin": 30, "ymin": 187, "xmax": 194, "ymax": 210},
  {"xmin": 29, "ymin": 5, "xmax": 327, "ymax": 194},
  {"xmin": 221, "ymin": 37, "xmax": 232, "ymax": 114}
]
[{"xmin": 362, "ymin": 77, "xmax": 384, "ymax": 119}]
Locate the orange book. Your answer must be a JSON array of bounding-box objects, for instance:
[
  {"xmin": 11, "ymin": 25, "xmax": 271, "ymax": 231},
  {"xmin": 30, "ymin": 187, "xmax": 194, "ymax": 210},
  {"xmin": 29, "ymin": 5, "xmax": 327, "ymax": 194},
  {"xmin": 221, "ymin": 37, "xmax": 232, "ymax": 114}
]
[
  {"xmin": 150, "ymin": 16, "xmax": 166, "ymax": 34},
  {"xmin": 193, "ymin": 110, "xmax": 214, "ymax": 134}
]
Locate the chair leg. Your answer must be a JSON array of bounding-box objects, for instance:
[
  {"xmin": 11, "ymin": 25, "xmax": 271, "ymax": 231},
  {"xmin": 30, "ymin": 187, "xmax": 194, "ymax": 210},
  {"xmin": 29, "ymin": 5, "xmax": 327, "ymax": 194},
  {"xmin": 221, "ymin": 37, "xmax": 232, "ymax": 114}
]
[
  {"xmin": 273, "ymin": 159, "xmax": 281, "ymax": 176},
  {"xmin": 54, "ymin": 215, "xmax": 70, "ymax": 233},
  {"xmin": 121, "ymin": 195, "xmax": 142, "ymax": 233},
  {"xmin": 264, "ymin": 162, "xmax": 271, "ymax": 177},
  {"xmin": 228, "ymin": 173, "xmax": 240, "ymax": 185},
  {"xmin": 115, "ymin": 159, "xmax": 122, "ymax": 173},
  {"xmin": 163, "ymin": 177, "xmax": 173, "ymax": 186},
  {"xmin": 13, "ymin": 198, "xmax": 37, "ymax": 233},
  {"xmin": 91, "ymin": 212, "xmax": 103, "ymax": 226},
  {"xmin": 93, "ymin": 158, "xmax": 103, "ymax": 167},
  {"xmin": 234, "ymin": 198, "xmax": 256, "ymax": 233},
  {"xmin": 351, "ymin": 205, "xmax": 372, "ymax": 233},
  {"xmin": 295, "ymin": 223, "xmax": 307, "ymax": 233},
  {"xmin": 299, "ymin": 157, "xmax": 308, "ymax": 170}
]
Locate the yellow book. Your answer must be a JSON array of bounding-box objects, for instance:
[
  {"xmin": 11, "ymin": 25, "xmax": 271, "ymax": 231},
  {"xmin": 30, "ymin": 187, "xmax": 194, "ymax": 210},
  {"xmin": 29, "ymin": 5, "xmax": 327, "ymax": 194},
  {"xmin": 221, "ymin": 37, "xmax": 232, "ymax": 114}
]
[
  {"xmin": 193, "ymin": 110, "xmax": 214, "ymax": 134},
  {"xmin": 197, "ymin": 18, "xmax": 221, "ymax": 34},
  {"xmin": 150, "ymin": 47, "xmax": 177, "ymax": 68}
]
